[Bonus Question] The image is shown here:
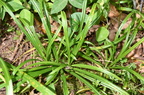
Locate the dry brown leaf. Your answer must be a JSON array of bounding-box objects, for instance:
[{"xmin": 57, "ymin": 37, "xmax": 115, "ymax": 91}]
[
  {"xmin": 110, "ymin": 13, "xmax": 132, "ymax": 30},
  {"xmin": 109, "ymin": 29, "xmax": 116, "ymax": 41},
  {"xmin": 139, "ymin": 90, "xmax": 144, "ymax": 94},
  {"xmin": 108, "ymin": 4, "xmax": 120, "ymax": 17}
]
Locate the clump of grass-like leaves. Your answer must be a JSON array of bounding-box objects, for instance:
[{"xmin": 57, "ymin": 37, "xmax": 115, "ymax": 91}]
[{"xmin": 0, "ymin": 0, "xmax": 144, "ymax": 95}]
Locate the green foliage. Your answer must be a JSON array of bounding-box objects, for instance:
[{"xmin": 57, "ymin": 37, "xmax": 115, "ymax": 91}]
[
  {"xmin": 20, "ymin": 9, "xmax": 34, "ymax": 26},
  {"xmin": 51, "ymin": 0, "xmax": 68, "ymax": 14},
  {"xmin": 69, "ymin": 0, "xmax": 83, "ymax": 9},
  {"xmin": 0, "ymin": 0, "xmax": 144, "ymax": 95},
  {"xmin": 0, "ymin": 58, "xmax": 13, "ymax": 95},
  {"xmin": 96, "ymin": 27, "xmax": 109, "ymax": 42},
  {"xmin": 0, "ymin": 7, "xmax": 5, "ymax": 20},
  {"xmin": 7, "ymin": 0, "xmax": 24, "ymax": 12}
]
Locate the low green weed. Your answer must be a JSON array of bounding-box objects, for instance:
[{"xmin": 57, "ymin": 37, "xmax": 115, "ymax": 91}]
[{"xmin": 0, "ymin": 0, "xmax": 144, "ymax": 95}]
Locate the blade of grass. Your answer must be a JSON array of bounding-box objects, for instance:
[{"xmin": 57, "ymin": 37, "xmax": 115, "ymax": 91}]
[
  {"xmin": 13, "ymin": 59, "xmax": 37, "ymax": 75},
  {"xmin": 27, "ymin": 67, "xmax": 55, "ymax": 78},
  {"xmin": 19, "ymin": 19, "xmax": 47, "ymax": 60},
  {"xmin": 25, "ymin": 61, "xmax": 61, "ymax": 69},
  {"xmin": 61, "ymin": 11, "xmax": 71, "ymax": 64},
  {"xmin": 78, "ymin": 0, "xmax": 87, "ymax": 33},
  {"xmin": 0, "ymin": 58, "xmax": 13, "ymax": 95},
  {"xmin": 17, "ymin": 70, "xmax": 55, "ymax": 95},
  {"xmin": 72, "ymin": 3, "xmax": 102, "ymax": 58},
  {"xmin": 72, "ymin": 64, "xmax": 122, "ymax": 81},
  {"xmin": 30, "ymin": 0, "xmax": 58, "ymax": 60},
  {"xmin": 46, "ymin": 25, "xmax": 62, "ymax": 62},
  {"xmin": 111, "ymin": 30, "xmax": 143, "ymax": 66},
  {"xmin": 69, "ymin": 71, "xmax": 101, "ymax": 95},
  {"xmin": 114, "ymin": 11, "xmax": 134, "ymax": 40},
  {"xmin": 115, "ymin": 19, "xmax": 136, "ymax": 59},
  {"xmin": 111, "ymin": 66, "xmax": 144, "ymax": 82},
  {"xmin": 45, "ymin": 64, "xmax": 67, "ymax": 85},
  {"xmin": 61, "ymin": 70, "xmax": 69, "ymax": 95},
  {"xmin": 90, "ymin": 33, "xmax": 127, "ymax": 50},
  {"xmin": 78, "ymin": 52, "xmax": 102, "ymax": 66},
  {"xmin": 73, "ymin": 68, "xmax": 129, "ymax": 95},
  {"xmin": 0, "ymin": 83, "xmax": 6, "ymax": 89}
]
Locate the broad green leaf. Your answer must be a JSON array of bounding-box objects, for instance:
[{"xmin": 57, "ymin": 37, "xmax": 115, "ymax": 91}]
[
  {"xmin": 20, "ymin": 9, "xmax": 34, "ymax": 26},
  {"xmin": 71, "ymin": 12, "xmax": 88, "ymax": 28},
  {"xmin": 96, "ymin": 27, "xmax": 109, "ymax": 42},
  {"xmin": 51, "ymin": 0, "xmax": 68, "ymax": 14},
  {"xmin": 7, "ymin": 0, "xmax": 24, "ymax": 12},
  {"xmin": 69, "ymin": 0, "xmax": 83, "ymax": 9}
]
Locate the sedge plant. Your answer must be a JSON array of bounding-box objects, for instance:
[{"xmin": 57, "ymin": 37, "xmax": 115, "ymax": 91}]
[{"xmin": 0, "ymin": 0, "xmax": 144, "ymax": 95}]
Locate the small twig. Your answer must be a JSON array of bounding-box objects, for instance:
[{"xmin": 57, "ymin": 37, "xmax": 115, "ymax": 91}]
[
  {"xmin": 140, "ymin": 0, "xmax": 144, "ymax": 11},
  {"xmin": 133, "ymin": 0, "xmax": 136, "ymax": 9},
  {"xmin": 10, "ymin": 33, "xmax": 24, "ymax": 60},
  {"xmin": 12, "ymin": 42, "xmax": 47, "ymax": 63}
]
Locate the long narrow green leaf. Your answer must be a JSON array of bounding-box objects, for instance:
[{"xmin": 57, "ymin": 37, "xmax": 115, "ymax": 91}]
[
  {"xmin": 13, "ymin": 59, "xmax": 37, "ymax": 75},
  {"xmin": 25, "ymin": 61, "xmax": 61, "ymax": 69},
  {"xmin": 73, "ymin": 68, "xmax": 129, "ymax": 95},
  {"xmin": 112, "ymin": 66, "xmax": 144, "ymax": 82},
  {"xmin": 114, "ymin": 11, "xmax": 134, "ymax": 40},
  {"xmin": 111, "ymin": 36, "xmax": 144, "ymax": 66},
  {"xmin": 61, "ymin": 70, "xmax": 69, "ymax": 95},
  {"xmin": 0, "ymin": 58, "xmax": 13, "ymax": 95},
  {"xmin": 78, "ymin": 52, "xmax": 102, "ymax": 66},
  {"xmin": 43, "ymin": 1, "xmax": 58, "ymax": 61},
  {"xmin": 72, "ymin": 2, "xmax": 101, "ymax": 58},
  {"xmin": 45, "ymin": 72, "xmax": 58, "ymax": 85},
  {"xmin": 17, "ymin": 70, "xmax": 55, "ymax": 95},
  {"xmin": 30, "ymin": 0, "xmax": 52, "ymax": 39},
  {"xmin": 20, "ymin": 19, "xmax": 47, "ymax": 60},
  {"xmin": 61, "ymin": 11, "xmax": 71, "ymax": 64},
  {"xmin": 30, "ymin": 0, "xmax": 58, "ymax": 60},
  {"xmin": 46, "ymin": 25, "xmax": 62, "ymax": 62},
  {"xmin": 72, "ymin": 64, "xmax": 122, "ymax": 80},
  {"xmin": 79, "ymin": 0, "xmax": 87, "ymax": 33},
  {"xmin": 69, "ymin": 71, "xmax": 101, "ymax": 95},
  {"xmin": 27, "ymin": 67, "xmax": 54, "ymax": 78},
  {"xmin": 45, "ymin": 64, "xmax": 67, "ymax": 85},
  {"xmin": 0, "ymin": 83, "xmax": 6, "ymax": 89}
]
